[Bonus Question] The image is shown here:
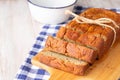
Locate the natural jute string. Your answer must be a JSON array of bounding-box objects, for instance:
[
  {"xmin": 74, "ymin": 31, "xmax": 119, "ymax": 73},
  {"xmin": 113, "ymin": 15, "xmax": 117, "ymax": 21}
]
[{"xmin": 66, "ymin": 10, "xmax": 119, "ymax": 47}]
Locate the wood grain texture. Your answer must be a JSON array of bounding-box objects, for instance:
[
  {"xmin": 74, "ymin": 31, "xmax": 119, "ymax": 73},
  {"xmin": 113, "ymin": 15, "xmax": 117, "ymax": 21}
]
[{"xmin": 0, "ymin": 0, "xmax": 120, "ymax": 80}]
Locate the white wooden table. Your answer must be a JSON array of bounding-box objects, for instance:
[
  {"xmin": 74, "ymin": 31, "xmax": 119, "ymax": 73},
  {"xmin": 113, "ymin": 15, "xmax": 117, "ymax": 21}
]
[{"xmin": 0, "ymin": 0, "xmax": 120, "ymax": 80}]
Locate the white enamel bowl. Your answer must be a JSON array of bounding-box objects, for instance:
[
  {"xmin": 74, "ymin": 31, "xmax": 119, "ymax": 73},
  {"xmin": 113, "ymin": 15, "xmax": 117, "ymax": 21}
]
[{"xmin": 28, "ymin": 0, "xmax": 77, "ymax": 24}]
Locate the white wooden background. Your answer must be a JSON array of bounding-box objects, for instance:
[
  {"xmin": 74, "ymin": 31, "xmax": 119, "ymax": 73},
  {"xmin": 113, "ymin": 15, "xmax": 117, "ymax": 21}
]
[{"xmin": 0, "ymin": 0, "xmax": 120, "ymax": 80}]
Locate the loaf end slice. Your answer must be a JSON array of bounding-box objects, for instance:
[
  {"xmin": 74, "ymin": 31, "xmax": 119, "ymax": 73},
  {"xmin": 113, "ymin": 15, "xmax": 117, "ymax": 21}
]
[{"xmin": 38, "ymin": 50, "xmax": 89, "ymax": 75}]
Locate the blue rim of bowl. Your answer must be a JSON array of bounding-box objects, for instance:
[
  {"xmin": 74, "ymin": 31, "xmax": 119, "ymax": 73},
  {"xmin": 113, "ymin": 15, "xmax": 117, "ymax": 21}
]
[{"xmin": 28, "ymin": 0, "xmax": 77, "ymax": 9}]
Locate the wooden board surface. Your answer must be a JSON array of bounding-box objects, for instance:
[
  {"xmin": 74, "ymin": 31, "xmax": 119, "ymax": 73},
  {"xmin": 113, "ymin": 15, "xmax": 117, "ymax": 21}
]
[{"xmin": 32, "ymin": 40, "xmax": 120, "ymax": 80}]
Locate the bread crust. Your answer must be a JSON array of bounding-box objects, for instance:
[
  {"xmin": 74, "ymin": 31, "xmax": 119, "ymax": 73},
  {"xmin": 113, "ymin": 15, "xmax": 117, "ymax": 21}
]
[
  {"xmin": 38, "ymin": 51, "xmax": 89, "ymax": 75},
  {"xmin": 57, "ymin": 27, "xmax": 104, "ymax": 57},
  {"xmin": 45, "ymin": 36, "xmax": 97, "ymax": 63}
]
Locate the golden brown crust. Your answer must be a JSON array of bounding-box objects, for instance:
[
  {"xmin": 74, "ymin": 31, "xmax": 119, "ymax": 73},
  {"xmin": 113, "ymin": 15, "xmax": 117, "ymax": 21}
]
[
  {"xmin": 38, "ymin": 51, "xmax": 89, "ymax": 75},
  {"xmin": 67, "ymin": 8, "xmax": 120, "ymax": 38},
  {"xmin": 56, "ymin": 26, "xmax": 67, "ymax": 39},
  {"xmin": 56, "ymin": 27, "xmax": 105, "ymax": 58},
  {"xmin": 45, "ymin": 36, "xmax": 97, "ymax": 63},
  {"xmin": 80, "ymin": 8, "xmax": 120, "ymax": 24},
  {"xmin": 62, "ymin": 8, "xmax": 120, "ymax": 56},
  {"xmin": 45, "ymin": 36, "xmax": 67, "ymax": 53}
]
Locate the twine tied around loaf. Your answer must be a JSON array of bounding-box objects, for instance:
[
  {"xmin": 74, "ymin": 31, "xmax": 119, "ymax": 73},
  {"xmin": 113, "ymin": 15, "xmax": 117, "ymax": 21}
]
[{"xmin": 66, "ymin": 10, "xmax": 120, "ymax": 47}]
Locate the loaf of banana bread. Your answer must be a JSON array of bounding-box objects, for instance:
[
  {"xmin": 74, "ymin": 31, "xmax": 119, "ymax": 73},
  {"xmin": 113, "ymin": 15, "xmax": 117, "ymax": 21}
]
[
  {"xmin": 58, "ymin": 8, "xmax": 120, "ymax": 57},
  {"xmin": 32, "ymin": 8, "xmax": 120, "ymax": 76}
]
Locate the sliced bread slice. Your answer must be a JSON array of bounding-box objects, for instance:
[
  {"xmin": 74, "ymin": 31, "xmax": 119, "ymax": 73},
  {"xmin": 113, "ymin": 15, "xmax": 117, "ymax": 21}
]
[
  {"xmin": 56, "ymin": 27, "xmax": 104, "ymax": 58},
  {"xmin": 38, "ymin": 50, "xmax": 89, "ymax": 75},
  {"xmin": 45, "ymin": 36, "xmax": 97, "ymax": 63}
]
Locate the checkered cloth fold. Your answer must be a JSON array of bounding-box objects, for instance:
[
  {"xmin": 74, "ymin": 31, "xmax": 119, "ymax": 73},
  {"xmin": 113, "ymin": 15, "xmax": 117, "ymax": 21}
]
[{"xmin": 15, "ymin": 6, "xmax": 120, "ymax": 80}]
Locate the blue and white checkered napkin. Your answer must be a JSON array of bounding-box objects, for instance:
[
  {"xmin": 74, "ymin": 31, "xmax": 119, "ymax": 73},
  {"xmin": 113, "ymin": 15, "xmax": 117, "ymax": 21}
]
[{"xmin": 15, "ymin": 6, "xmax": 120, "ymax": 80}]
